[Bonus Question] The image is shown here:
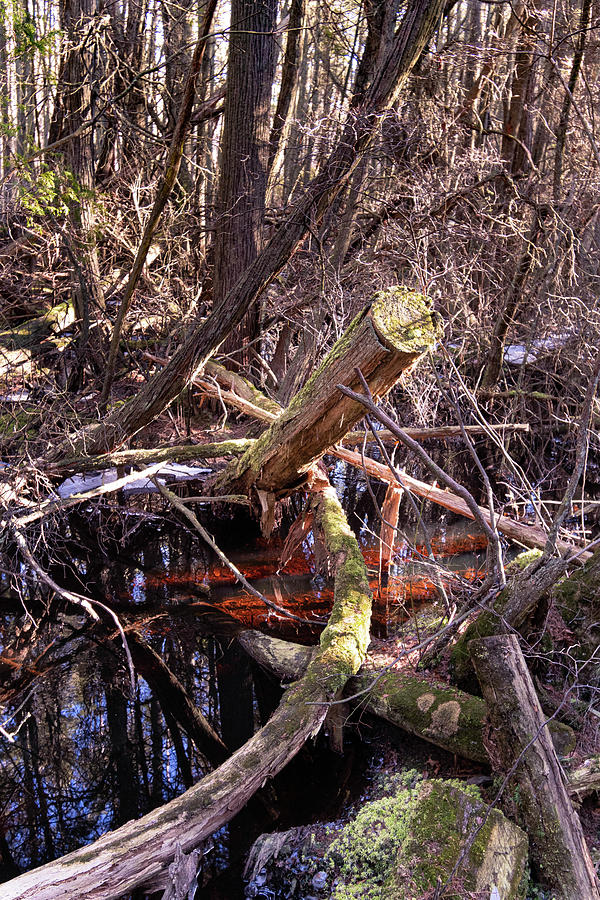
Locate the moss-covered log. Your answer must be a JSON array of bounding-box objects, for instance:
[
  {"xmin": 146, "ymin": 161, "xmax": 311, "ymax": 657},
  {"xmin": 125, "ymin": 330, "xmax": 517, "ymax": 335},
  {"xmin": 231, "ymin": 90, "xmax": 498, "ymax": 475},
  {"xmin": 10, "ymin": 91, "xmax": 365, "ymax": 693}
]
[
  {"xmin": 450, "ymin": 548, "xmax": 597, "ymax": 688},
  {"xmin": 239, "ymin": 629, "xmax": 576, "ymax": 768},
  {"xmin": 0, "ymin": 481, "xmax": 371, "ymax": 900},
  {"xmin": 470, "ymin": 634, "xmax": 600, "ymax": 900},
  {"xmin": 216, "ymin": 287, "xmax": 441, "ymax": 498},
  {"xmin": 44, "ymin": 439, "xmax": 252, "ymax": 477},
  {"xmin": 0, "ymin": 301, "xmax": 74, "ymax": 352}
]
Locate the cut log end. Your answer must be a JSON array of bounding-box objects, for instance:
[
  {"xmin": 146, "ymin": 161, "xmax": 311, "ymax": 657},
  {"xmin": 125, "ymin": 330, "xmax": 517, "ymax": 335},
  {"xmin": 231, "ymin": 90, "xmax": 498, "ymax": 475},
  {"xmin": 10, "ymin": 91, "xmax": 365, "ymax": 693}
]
[{"xmin": 370, "ymin": 287, "xmax": 441, "ymax": 356}]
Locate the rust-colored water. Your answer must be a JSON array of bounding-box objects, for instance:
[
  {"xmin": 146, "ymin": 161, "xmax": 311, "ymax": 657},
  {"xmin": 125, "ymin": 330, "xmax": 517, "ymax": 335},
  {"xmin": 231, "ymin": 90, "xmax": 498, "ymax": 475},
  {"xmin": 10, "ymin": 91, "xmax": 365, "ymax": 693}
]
[{"xmin": 117, "ymin": 528, "xmax": 487, "ymax": 638}]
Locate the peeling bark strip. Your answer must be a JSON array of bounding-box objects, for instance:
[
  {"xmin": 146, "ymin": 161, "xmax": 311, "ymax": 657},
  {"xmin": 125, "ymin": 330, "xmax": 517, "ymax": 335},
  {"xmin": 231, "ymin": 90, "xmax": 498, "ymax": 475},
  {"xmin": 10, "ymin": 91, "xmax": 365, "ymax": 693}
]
[
  {"xmin": 470, "ymin": 635, "xmax": 600, "ymax": 900},
  {"xmin": 217, "ymin": 287, "xmax": 441, "ymax": 497},
  {"xmin": 1, "ymin": 484, "xmax": 371, "ymax": 900}
]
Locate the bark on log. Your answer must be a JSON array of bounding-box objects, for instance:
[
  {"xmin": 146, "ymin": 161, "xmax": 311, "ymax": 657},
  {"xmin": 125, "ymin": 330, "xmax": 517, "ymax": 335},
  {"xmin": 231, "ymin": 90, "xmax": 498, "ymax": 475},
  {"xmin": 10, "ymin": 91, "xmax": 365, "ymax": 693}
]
[
  {"xmin": 46, "ymin": 439, "xmax": 251, "ymax": 477},
  {"xmin": 0, "ymin": 481, "xmax": 371, "ymax": 900},
  {"xmin": 450, "ymin": 549, "xmax": 594, "ymax": 686},
  {"xmin": 568, "ymin": 755, "xmax": 600, "ymax": 800},
  {"xmin": 238, "ymin": 630, "xmax": 578, "ymax": 769},
  {"xmin": 470, "ymin": 634, "xmax": 600, "ymax": 900},
  {"xmin": 332, "ymin": 445, "xmax": 591, "ymax": 560},
  {"xmin": 216, "ymin": 287, "xmax": 441, "ymax": 497}
]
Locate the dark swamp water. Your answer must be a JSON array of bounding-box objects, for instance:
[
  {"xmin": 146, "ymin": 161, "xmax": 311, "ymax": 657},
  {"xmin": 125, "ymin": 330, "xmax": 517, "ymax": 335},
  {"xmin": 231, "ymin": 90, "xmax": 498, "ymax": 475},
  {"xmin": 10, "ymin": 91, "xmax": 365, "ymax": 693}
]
[{"xmin": 0, "ymin": 458, "xmax": 497, "ymax": 897}]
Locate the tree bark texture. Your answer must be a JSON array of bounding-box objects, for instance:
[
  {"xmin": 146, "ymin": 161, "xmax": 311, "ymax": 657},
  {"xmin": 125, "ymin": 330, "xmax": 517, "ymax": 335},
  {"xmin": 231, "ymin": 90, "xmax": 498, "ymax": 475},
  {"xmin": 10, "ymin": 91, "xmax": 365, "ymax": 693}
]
[
  {"xmin": 215, "ymin": 0, "xmax": 277, "ymax": 359},
  {"xmin": 52, "ymin": 0, "xmax": 447, "ymax": 459},
  {"xmin": 216, "ymin": 287, "xmax": 441, "ymax": 497},
  {"xmin": 0, "ymin": 481, "xmax": 371, "ymax": 900},
  {"xmin": 470, "ymin": 634, "xmax": 600, "ymax": 900},
  {"xmin": 100, "ymin": 0, "xmax": 218, "ymax": 406}
]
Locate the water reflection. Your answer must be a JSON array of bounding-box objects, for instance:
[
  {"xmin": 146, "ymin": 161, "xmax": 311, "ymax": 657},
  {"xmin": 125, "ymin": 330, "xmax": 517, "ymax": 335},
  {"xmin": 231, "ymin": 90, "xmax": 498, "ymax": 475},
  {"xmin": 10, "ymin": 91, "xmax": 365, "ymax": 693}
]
[{"xmin": 0, "ymin": 465, "xmax": 489, "ymax": 895}]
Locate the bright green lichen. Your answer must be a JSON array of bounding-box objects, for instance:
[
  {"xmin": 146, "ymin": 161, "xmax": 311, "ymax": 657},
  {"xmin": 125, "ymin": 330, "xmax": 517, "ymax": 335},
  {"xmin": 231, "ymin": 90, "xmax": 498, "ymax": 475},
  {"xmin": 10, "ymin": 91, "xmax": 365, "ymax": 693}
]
[
  {"xmin": 326, "ymin": 780, "xmax": 527, "ymax": 900},
  {"xmin": 370, "ymin": 287, "xmax": 440, "ymax": 352}
]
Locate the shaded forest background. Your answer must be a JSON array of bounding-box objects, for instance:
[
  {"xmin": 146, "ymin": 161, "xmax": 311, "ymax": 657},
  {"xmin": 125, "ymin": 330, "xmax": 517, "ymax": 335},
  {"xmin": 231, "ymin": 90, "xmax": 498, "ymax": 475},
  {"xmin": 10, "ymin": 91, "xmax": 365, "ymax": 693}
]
[{"xmin": 1, "ymin": 0, "xmax": 599, "ymax": 435}]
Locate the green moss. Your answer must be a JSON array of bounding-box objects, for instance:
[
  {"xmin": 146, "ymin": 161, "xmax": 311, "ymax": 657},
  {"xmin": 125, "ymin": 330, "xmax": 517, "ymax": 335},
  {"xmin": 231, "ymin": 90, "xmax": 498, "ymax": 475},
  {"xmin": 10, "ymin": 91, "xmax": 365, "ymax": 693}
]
[
  {"xmin": 327, "ymin": 780, "xmax": 527, "ymax": 900},
  {"xmin": 327, "ymin": 788, "xmax": 421, "ymax": 899},
  {"xmin": 507, "ymin": 548, "xmax": 543, "ymax": 573},
  {"xmin": 370, "ymin": 287, "xmax": 440, "ymax": 352},
  {"xmin": 0, "ymin": 301, "xmax": 74, "ymax": 350}
]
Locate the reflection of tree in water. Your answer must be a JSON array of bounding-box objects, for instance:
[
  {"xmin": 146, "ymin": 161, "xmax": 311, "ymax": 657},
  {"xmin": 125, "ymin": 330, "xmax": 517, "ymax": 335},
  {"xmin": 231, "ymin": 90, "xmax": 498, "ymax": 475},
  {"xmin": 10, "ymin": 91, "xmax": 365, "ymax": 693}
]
[{"xmin": 0, "ymin": 623, "xmax": 228, "ymax": 878}]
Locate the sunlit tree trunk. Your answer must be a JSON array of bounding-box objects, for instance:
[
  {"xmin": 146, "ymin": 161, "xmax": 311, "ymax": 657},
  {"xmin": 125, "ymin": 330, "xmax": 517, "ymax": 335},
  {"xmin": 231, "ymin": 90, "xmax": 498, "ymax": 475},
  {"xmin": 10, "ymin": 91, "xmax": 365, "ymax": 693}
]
[{"xmin": 214, "ymin": 0, "xmax": 277, "ymax": 363}]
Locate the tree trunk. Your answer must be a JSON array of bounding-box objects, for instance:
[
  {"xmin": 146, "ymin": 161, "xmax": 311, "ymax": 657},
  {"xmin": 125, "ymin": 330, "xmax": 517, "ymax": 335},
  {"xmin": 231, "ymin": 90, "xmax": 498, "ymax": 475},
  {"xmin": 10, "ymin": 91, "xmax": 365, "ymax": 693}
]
[
  {"xmin": 214, "ymin": 0, "xmax": 277, "ymax": 362},
  {"xmin": 266, "ymin": 0, "xmax": 304, "ymax": 191},
  {"xmin": 470, "ymin": 635, "xmax": 600, "ymax": 899},
  {"xmin": 553, "ymin": 0, "xmax": 592, "ymax": 201},
  {"xmin": 49, "ymin": 0, "xmax": 106, "ymax": 376},
  {"xmin": 216, "ymin": 287, "xmax": 440, "ymax": 499}
]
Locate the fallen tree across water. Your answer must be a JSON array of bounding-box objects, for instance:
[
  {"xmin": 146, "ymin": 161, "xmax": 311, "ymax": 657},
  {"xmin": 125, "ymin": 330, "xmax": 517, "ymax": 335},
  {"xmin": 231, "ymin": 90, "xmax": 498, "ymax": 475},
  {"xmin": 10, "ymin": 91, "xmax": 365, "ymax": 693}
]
[
  {"xmin": 0, "ymin": 478, "xmax": 372, "ymax": 900},
  {"xmin": 0, "ymin": 286, "xmax": 439, "ymax": 898}
]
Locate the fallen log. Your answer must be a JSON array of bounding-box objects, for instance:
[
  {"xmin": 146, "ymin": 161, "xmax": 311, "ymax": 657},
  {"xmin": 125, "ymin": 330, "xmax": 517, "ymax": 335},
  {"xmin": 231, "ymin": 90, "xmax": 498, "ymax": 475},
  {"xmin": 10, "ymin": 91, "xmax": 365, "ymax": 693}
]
[
  {"xmin": 237, "ymin": 630, "xmax": 577, "ymax": 770},
  {"xmin": 216, "ymin": 287, "xmax": 441, "ymax": 499},
  {"xmin": 0, "ymin": 479, "xmax": 371, "ymax": 900},
  {"xmin": 450, "ymin": 549, "xmax": 594, "ymax": 686},
  {"xmin": 332, "ymin": 444, "xmax": 591, "ymax": 561},
  {"xmin": 45, "ymin": 439, "xmax": 251, "ymax": 477},
  {"xmin": 470, "ymin": 635, "xmax": 600, "ymax": 900},
  {"xmin": 339, "ymin": 423, "xmax": 531, "ymax": 443}
]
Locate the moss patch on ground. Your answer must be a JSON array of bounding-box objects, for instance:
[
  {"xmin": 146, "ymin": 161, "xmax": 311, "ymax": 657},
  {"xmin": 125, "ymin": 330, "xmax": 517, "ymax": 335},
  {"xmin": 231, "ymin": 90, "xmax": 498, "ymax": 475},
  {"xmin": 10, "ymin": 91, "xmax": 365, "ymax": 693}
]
[{"xmin": 329, "ymin": 779, "xmax": 527, "ymax": 900}]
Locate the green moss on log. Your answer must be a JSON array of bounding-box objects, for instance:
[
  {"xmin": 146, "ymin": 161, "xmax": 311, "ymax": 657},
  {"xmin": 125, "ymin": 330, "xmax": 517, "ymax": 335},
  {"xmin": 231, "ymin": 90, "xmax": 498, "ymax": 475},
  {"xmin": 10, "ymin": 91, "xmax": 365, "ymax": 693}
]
[
  {"xmin": 370, "ymin": 287, "xmax": 440, "ymax": 352},
  {"xmin": 327, "ymin": 780, "xmax": 528, "ymax": 900},
  {"xmin": 450, "ymin": 549, "xmax": 544, "ymax": 684},
  {"xmin": 351, "ymin": 670, "xmax": 489, "ymax": 762}
]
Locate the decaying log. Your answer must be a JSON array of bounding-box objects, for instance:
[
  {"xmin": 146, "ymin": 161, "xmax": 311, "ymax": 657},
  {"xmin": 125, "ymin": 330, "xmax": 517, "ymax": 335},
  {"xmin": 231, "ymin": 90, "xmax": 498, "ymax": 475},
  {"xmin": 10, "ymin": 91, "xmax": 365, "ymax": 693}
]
[
  {"xmin": 470, "ymin": 634, "xmax": 600, "ymax": 900},
  {"xmin": 0, "ymin": 301, "xmax": 75, "ymax": 378},
  {"xmin": 238, "ymin": 630, "xmax": 578, "ymax": 769},
  {"xmin": 333, "ymin": 445, "xmax": 591, "ymax": 561},
  {"xmin": 216, "ymin": 287, "xmax": 441, "ymax": 498},
  {"xmin": 44, "ymin": 439, "xmax": 251, "ymax": 477},
  {"xmin": 568, "ymin": 755, "xmax": 600, "ymax": 800},
  {"xmin": 1, "ymin": 480, "xmax": 371, "ymax": 900},
  {"xmin": 0, "ymin": 301, "xmax": 74, "ymax": 352},
  {"xmin": 450, "ymin": 549, "xmax": 593, "ymax": 686}
]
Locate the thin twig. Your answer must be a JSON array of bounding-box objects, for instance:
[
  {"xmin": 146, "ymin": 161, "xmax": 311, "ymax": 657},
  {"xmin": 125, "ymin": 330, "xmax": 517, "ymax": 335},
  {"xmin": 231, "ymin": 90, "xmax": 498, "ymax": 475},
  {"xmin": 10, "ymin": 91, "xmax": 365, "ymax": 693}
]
[
  {"xmin": 337, "ymin": 370, "xmax": 505, "ymax": 585},
  {"xmin": 154, "ymin": 480, "xmax": 322, "ymax": 625}
]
